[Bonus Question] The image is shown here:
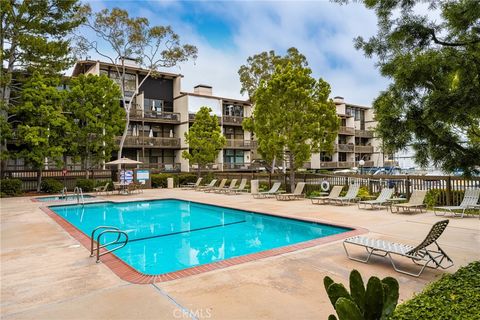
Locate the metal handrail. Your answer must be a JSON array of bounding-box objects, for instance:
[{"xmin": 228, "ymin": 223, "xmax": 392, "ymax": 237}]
[
  {"xmin": 73, "ymin": 187, "xmax": 84, "ymax": 205},
  {"xmin": 61, "ymin": 187, "xmax": 68, "ymax": 200},
  {"xmin": 90, "ymin": 226, "xmax": 121, "ymax": 256},
  {"xmin": 95, "ymin": 230, "xmax": 129, "ymax": 263}
]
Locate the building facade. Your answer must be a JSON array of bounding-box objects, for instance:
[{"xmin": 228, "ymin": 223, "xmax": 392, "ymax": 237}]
[
  {"xmin": 71, "ymin": 60, "xmax": 254, "ymax": 173},
  {"xmin": 306, "ymin": 97, "xmax": 386, "ymax": 171}
]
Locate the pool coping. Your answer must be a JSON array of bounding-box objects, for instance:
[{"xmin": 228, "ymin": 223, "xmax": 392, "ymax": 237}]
[{"xmin": 40, "ymin": 198, "xmax": 368, "ymax": 284}]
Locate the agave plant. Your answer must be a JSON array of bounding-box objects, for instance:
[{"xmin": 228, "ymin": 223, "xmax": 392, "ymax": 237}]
[{"xmin": 324, "ymin": 270, "xmax": 399, "ymax": 320}]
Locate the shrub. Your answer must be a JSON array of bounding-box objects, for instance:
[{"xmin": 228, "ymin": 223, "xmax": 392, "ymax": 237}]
[
  {"xmin": 424, "ymin": 189, "xmax": 442, "ymax": 208},
  {"xmin": 307, "ymin": 190, "xmax": 322, "ymax": 198},
  {"xmin": 324, "ymin": 269, "xmax": 399, "ymax": 320},
  {"xmin": 76, "ymin": 179, "xmax": 96, "ymax": 192},
  {"xmin": 202, "ymin": 172, "xmax": 215, "ymax": 183},
  {"xmin": 391, "ymin": 261, "xmax": 480, "ymax": 320},
  {"xmin": 177, "ymin": 173, "xmax": 197, "ymax": 186},
  {"xmin": 40, "ymin": 179, "xmax": 64, "ymax": 193},
  {"xmin": 0, "ymin": 179, "xmax": 23, "ymax": 196},
  {"xmin": 357, "ymin": 186, "xmax": 371, "ymax": 201},
  {"xmin": 151, "ymin": 173, "xmax": 171, "ymax": 188}
]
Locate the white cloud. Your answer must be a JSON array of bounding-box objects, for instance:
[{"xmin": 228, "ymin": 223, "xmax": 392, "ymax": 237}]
[{"xmin": 79, "ymin": 0, "xmax": 391, "ymax": 106}]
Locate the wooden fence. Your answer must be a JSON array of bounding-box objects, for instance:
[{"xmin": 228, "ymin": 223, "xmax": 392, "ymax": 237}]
[
  {"xmin": 4, "ymin": 170, "xmax": 113, "ymax": 191},
  {"xmin": 212, "ymin": 172, "xmax": 480, "ymax": 206}
]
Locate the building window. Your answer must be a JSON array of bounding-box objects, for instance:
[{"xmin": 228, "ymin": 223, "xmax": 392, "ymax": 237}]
[
  {"xmin": 341, "ymin": 118, "xmax": 347, "ymax": 126},
  {"xmin": 338, "ymin": 135, "xmax": 347, "ymax": 144},
  {"xmin": 223, "ymin": 104, "xmax": 244, "ymax": 117},
  {"xmin": 144, "ymin": 98, "xmax": 164, "ymax": 112},
  {"xmin": 320, "ymin": 152, "xmax": 332, "ymax": 162},
  {"xmin": 224, "ymin": 149, "xmax": 244, "ymax": 164},
  {"xmin": 101, "ymin": 69, "xmax": 136, "ymax": 96},
  {"xmin": 145, "ymin": 149, "xmax": 174, "ymax": 164},
  {"xmin": 338, "ymin": 152, "xmax": 347, "ymax": 162},
  {"xmin": 224, "ymin": 126, "xmax": 244, "ymax": 140}
]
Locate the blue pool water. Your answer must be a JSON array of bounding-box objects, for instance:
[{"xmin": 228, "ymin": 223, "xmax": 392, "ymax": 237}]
[
  {"xmin": 37, "ymin": 195, "xmax": 95, "ymax": 202},
  {"xmin": 50, "ymin": 199, "xmax": 350, "ymax": 275}
]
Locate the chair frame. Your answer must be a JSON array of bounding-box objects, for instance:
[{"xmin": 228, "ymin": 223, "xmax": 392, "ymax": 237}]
[
  {"xmin": 311, "ymin": 186, "xmax": 343, "ymax": 205},
  {"xmin": 391, "ymin": 189, "xmax": 427, "ymax": 214},
  {"xmin": 434, "ymin": 188, "xmax": 480, "ymax": 218},
  {"xmin": 205, "ymin": 179, "xmax": 227, "ymax": 193},
  {"xmin": 329, "ymin": 184, "xmax": 361, "ymax": 206},
  {"xmin": 195, "ymin": 179, "xmax": 218, "ymax": 191},
  {"xmin": 225, "ymin": 179, "xmax": 249, "ymax": 195},
  {"xmin": 343, "ymin": 220, "xmax": 454, "ymax": 277},
  {"xmin": 358, "ymin": 188, "xmax": 394, "ymax": 210},
  {"xmin": 275, "ymin": 182, "xmax": 306, "ymax": 201},
  {"xmin": 252, "ymin": 182, "xmax": 282, "ymax": 199}
]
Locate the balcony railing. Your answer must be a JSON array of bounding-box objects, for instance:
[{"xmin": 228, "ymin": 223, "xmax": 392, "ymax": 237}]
[
  {"xmin": 117, "ymin": 136, "xmax": 180, "ymax": 148},
  {"xmin": 338, "ymin": 126, "xmax": 355, "ymax": 135},
  {"xmin": 319, "ymin": 161, "xmax": 355, "ymax": 169},
  {"xmin": 222, "ymin": 115, "xmax": 244, "ymax": 125},
  {"xmin": 335, "ymin": 144, "xmax": 355, "ymax": 152},
  {"xmin": 355, "ymin": 129, "xmax": 374, "ymax": 138},
  {"xmin": 356, "ymin": 160, "xmax": 374, "ymax": 167},
  {"xmin": 130, "ymin": 109, "xmax": 180, "ymax": 123},
  {"xmin": 141, "ymin": 163, "xmax": 181, "ymax": 172},
  {"xmin": 355, "ymin": 145, "xmax": 374, "ymax": 153},
  {"xmin": 225, "ymin": 139, "xmax": 257, "ymax": 149},
  {"xmin": 189, "ymin": 163, "xmax": 221, "ymax": 171},
  {"xmin": 223, "ymin": 162, "xmax": 251, "ymax": 170}
]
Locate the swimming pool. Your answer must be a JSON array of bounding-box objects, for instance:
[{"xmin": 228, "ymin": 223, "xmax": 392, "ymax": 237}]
[
  {"xmin": 49, "ymin": 199, "xmax": 351, "ymax": 276},
  {"xmin": 36, "ymin": 195, "xmax": 96, "ymax": 202}
]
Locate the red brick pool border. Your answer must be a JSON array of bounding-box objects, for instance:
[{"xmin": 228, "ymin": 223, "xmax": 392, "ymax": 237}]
[{"xmin": 40, "ymin": 202, "xmax": 367, "ymax": 284}]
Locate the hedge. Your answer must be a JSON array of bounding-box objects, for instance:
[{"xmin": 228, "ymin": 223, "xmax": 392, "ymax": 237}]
[
  {"xmin": 391, "ymin": 261, "xmax": 480, "ymax": 320},
  {"xmin": 40, "ymin": 179, "xmax": 64, "ymax": 193},
  {"xmin": 0, "ymin": 179, "xmax": 23, "ymax": 197},
  {"xmin": 151, "ymin": 173, "xmax": 198, "ymax": 188}
]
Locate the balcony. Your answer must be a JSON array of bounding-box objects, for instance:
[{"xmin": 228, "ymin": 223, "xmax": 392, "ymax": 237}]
[
  {"xmin": 355, "ymin": 129, "xmax": 374, "ymax": 138},
  {"xmin": 222, "ymin": 115, "xmax": 244, "ymax": 126},
  {"xmin": 335, "ymin": 144, "xmax": 355, "ymax": 152},
  {"xmin": 225, "ymin": 139, "xmax": 257, "ymax": 149},
  {"xmin": 117, "ymin": 136, "xmax": 180, "ymax": 148},
  {"xmin": 130, "ymin": 109, "xmax": 180, "ymax": 123},
  {"xmin": 223, "ymin": 162, "xmax": 252, "ymax": 171},
  {"xmin": 338, "ymin": 126, "xmax": 355, "ymax": 135},
  {"xmin": 142, "ymin": 163, "xmax": 181, "ymax": 172},
  {"xmin": 355, "ymin": 145, "xmax": 374, "ymax": 153},
  {"xmin": 319, "ymin": 161, "xmax": 355, "ymax": 169},
  {"xmin": 189, "ymin": 163, "xmax": 221, "ymax": 171},
  {"xmin": 356, "ymin": 160, "xmax": 374, "ymax": 167}
]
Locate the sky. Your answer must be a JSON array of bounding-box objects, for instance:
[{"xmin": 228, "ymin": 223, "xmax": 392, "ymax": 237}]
[{"xmin": 79, "ymin": 0, "xmax": 388, "ymax": 106}]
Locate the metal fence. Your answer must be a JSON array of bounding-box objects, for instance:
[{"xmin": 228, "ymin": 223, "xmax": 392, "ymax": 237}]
[
  {"xmin": 212, "ymin": 172, "xmax": 480, "ymax": 206},
  {"xmin": 3, "ymin": 170, "xmax": 113, "ymax": 191}
]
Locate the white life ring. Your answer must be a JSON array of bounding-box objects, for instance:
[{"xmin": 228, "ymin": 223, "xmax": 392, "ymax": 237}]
[{"xmin": 321, "ymin": 180, "xmax": 330, "ymax": 191}]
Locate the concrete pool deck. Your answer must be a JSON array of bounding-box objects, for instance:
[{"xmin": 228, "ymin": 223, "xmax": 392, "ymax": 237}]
[{"xmin": 1, "ymin": 189, "xmax": 479, "ymax": 319}]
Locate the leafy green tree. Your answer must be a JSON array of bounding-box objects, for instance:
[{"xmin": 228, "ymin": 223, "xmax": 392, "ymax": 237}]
[
  {"xmin": 12, "ymin": 72, "xmax": 69, "ymax": 191},
  {"xmin": 240, "ymin": 48, "xmax": 309, "ymax": 171},
  {"xmin": 0, "ymin": 0, "xmax": 86, "ymax": 175},
  {"xmin": 182, "ymin": 107, "xmax": 226, "ymax": 177},
  {"xmin": 238, "ymin": 47, "xmax": 308, "ymax": 102},
  {"xmin": 252, "ymin": 63, "xmax": 339, "ymax": 192},
  {"xmin": 340, "ymin": 0, "xmax": 480, "ymax": 174},
  {"xmin": 64, "ymin": 74, "xmax": 125, "ymax": 170},
  {"xmin": 79, "ymin": 7, "xmax": 198, "ymax": 160}
]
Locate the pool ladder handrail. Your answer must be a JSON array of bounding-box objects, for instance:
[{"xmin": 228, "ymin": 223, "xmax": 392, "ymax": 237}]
[
  {"xmin": 90, "ymin": 226, "xmax": 129, "ymax": 263},
  {"xmin": 61, "ymin": 187, "xmax": 68, "ymax": 201},
  {"xmin": 73, "ymin": 187, "xmax": 84, "ymax": 205}
]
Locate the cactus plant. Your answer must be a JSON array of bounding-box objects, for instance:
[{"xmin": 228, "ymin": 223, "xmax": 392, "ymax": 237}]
[{"xmin": 324, "ymin": 270, "xmax": 399, "ymax": 320}]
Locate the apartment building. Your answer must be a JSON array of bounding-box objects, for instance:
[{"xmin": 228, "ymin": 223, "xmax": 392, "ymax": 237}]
[
  {"xmin": 307, "ymin": 96, "xmax": 385, "ymax": 171},
  {"xmin": 71, "ymin": 59, "xmax": 254, "ymax": 172}
]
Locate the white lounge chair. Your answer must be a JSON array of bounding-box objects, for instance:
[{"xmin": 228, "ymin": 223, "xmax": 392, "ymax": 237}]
[
  {"xmin": 391, "ymin": 189, "xmax": 427, "ymax": 213},
  {"xmin": 343, "ymin": 219, "xmax": 453, "ymax": 277},
  {"xmin": 226, "ymin": 179, "xmax": 248, "ymax": 195},
  {"xmin": 252, "ymin": 182, "xmax": 282, "ymax": 199},
  {"xmin": 196, "ymin": 179, "xmax": 217, "ymax": 191},
  {"xmin": 358, "ymin": 187, "xmax": 394, "ymax": 210},
  {"xmin": 329, "ymin": 184, "xmax": 360, "ymax": 206},
  {"xmin": 181, "ymin": 177, "xmax": 203, "ymax": 190},
  {"xmin": 311, "ymin": 186, "xmax": 343, "ymax": 205},
  {"xmin": 275, "ymin": 182, "xmax": 306, "ymax": 201},
  {"xmin": 434, "ymin": 188, "xmax": 480, "ymax": 218},
  {"xmin": 214, "ymin": 179, "xmax": 237, "ymax": 193},
  {"xmin": 205, "ymin": 179, "xmax": 227, "ymax": 192}
]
